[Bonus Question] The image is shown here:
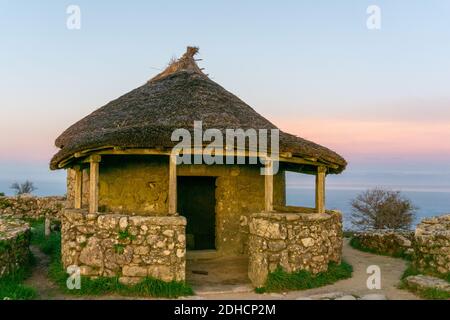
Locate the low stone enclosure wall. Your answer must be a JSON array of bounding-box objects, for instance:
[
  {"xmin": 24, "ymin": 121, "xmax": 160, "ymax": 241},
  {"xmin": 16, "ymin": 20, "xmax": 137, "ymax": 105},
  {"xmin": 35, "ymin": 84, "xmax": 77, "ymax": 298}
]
[
  {"xmin": 0, "ymin": 195, "xmax": 65, "ymax": 221},
  {"xmin": 414, "ymin": 214, "xmax": 450, "ymax": 276},
  {"xmin": 0, "ymin": 217, "xmax": 31, "ymax": 278},
  {"xmin": 247, "ymin": 210, "xmax": 343, "ymax": 287},
  {"xmin": 61, "ymin": 209, "xmax": 186, "ymax": 285},
  {"xmin": 351, "ymin": 214, "xmax": 450, "ymax": 277},
  {"xmin": 351, "ymin": 230, "xmax": 414, "ymax": 257}
]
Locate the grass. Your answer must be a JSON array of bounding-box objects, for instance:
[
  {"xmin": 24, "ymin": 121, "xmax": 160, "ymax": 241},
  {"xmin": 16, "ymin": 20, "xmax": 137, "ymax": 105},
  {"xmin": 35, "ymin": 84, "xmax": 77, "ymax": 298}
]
[
  {"xmin": 30, "ymin": 221, "xmax": 194, "ymax": 298},
  {"xmin": 349, "ymin": 237, "xmax": 411, "ymax": 260},
  {"xmin": 399, "ymin": 263, "xmax": 450, "ymax": 300},
  {"xmin": 255, "ymin": 261, "xmax": 353, "ymax": 293},
  {"xmin": 0, "ymin": 253, "xmax": 36, "ymax": 300}
]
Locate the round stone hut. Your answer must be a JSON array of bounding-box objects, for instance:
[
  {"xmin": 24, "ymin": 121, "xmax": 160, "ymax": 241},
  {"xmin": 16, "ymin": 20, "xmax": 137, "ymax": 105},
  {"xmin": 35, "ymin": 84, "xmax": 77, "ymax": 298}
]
[{"xmin": 51, "ymin": 47, "xmax": 347, "ymax": 287}]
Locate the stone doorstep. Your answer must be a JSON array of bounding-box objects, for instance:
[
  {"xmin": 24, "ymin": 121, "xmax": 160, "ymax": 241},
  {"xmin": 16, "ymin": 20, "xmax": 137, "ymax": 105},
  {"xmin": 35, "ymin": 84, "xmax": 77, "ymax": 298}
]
[
  {"xmin": 193, "ymin": 284, "xmax": 253, "ymax": 295},
  {"xmin": 405, "ymin": 275, "xmax": 450, "ymax": 293}
]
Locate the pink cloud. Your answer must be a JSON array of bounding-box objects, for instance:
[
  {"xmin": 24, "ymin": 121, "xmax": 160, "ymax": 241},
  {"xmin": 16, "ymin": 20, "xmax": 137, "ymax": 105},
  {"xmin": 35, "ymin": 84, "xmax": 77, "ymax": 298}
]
[{"xmin": 272, "ymin": 117, "xmax": 450, "ymax": 160}]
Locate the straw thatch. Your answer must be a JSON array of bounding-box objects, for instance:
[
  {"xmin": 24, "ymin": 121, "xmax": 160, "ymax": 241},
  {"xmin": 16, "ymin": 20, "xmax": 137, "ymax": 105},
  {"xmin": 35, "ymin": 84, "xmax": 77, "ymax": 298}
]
[{"xmin": 50, "ymin": 47, "xmax": 347, "ymax": 173}]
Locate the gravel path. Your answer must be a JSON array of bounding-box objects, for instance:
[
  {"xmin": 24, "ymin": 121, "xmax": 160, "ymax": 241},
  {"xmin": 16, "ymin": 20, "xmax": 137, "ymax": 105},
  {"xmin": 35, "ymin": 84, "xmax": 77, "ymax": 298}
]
[{"xmin": 25, "ymin": 239, "xmax": 420, "ymax": 300}]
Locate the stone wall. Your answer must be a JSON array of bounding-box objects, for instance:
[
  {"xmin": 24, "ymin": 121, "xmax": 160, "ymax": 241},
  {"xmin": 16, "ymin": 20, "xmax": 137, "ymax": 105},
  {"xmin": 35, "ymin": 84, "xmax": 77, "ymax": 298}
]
[
  {"xmin": 351, "ymin": 230, "xmax": 414, "ymax": 257},
  {"xmin": 0, "ymin": 195, "xmax": 65, "ymax": 221},
  {"xmin": 0, "ymin": 218, "xmax": 31, "ymax": 278},
  {"xmin": 66, "ymin": 155, "xmax": 286, "ymax": 255},
  {"xmin": 61, "ymin": 209, "xmax": 187, "ymax": 284},
  {"xmin": 414, "ymin": 214, "xmax": 450, "ymax": 276},
  {"xmin": 247, "ymin": 211, "xmax": 343, "ymax": 287}
]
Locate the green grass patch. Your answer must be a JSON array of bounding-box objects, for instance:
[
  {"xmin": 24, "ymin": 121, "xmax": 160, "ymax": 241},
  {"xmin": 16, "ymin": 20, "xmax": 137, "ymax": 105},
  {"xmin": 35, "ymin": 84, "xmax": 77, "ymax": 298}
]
[
  {"xmin": 0, "ymin": 254, "xmax": 37, "ymax": 300},
  {"xmin": 30, "ymin": 221, "xmax": 193, "ymax": 298},
  {"xmin": 349, "ymin": 237, "xmax": 411, "ymax": 260},
  {"xmin": 255, "ymin": 261, "xmax": 353, "ymax": 293}
]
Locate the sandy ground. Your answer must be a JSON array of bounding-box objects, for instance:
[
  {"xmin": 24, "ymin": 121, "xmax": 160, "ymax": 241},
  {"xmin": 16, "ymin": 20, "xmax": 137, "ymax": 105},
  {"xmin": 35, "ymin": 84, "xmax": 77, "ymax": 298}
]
[{"xmin": 24, "ymin": 239, "xmax": 420, "ymax": 300}]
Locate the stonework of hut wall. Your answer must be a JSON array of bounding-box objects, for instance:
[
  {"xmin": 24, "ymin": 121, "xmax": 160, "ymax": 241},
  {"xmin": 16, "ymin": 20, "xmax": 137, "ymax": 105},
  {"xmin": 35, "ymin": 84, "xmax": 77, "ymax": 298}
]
[
  {"xmin": 61, "ymin": 209, "xmax": 186, "ymax": 285},
  {"xmin": 247, "ymin": 211, "xmax": 343, "ymax": 287},
  {"xmin": 66, "ymin": 155, "xmax": 286, "ymax": 255}
]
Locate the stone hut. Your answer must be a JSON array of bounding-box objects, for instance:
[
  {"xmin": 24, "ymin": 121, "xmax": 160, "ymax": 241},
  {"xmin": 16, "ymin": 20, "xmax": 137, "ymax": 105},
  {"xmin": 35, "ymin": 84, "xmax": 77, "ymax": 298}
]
[{"xmin": 50, "ymin": 47, "xmax": 347, "ymax": 287}]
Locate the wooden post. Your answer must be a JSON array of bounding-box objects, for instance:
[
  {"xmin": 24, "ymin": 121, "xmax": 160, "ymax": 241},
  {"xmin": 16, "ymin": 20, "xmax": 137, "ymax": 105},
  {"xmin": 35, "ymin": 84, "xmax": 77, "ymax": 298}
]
[
  {"xmin": 74, "ymin": 165, "xmax": 82, "ymax": 209},
  {"xmin": 315, "ymin": 166, "xmax": 326, "ymax": 213},
  {"xmin": 89, "ymin": 155, "xmax": 101, "ymax": 214},
  {"xmin": 44, "ymin": 217, "xmax": 51, "ymax": 237},
  {"xmin": 168, "ymin": 154, "xmax": 177, "ymax": 214},
  {"xmin": 265, "ymin": 158, "xmax": 274, "ymax": 212}
]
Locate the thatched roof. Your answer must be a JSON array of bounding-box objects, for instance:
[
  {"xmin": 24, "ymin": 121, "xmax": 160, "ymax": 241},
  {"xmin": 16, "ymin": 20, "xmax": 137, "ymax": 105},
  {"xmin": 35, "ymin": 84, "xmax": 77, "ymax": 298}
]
[{"xmin": 50, "ymin": 47, "xmax": 347, "ymax": 173}]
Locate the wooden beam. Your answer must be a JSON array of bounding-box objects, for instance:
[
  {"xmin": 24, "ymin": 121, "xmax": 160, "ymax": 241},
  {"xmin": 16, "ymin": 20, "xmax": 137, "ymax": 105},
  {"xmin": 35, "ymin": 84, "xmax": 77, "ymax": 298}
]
[
  {"xmin": 74, "ymin": 165, "xmax": 82, "ymax": 209},
  {"xmin": 315, "ymin": 166, "xmax": 326, "ymax": 213},
  {"xmin": 89, "ymin": 156, "xmax": 100, "ymax": 214},
  {"xmin": 168, "ymin": 154, "xmax": 177, "ymax": 214},
  {"xmin": 265, "ymin": 158, "xmax": 274, "ymax": 212}
]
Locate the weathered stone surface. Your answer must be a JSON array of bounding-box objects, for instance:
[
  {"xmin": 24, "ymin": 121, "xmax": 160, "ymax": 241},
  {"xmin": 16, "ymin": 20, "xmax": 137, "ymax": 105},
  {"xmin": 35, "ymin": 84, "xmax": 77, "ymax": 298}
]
[
  {"xmin": 352, "ymin": 230, "xmax": 414, "ymax": 257},
  {"xmin": 413, "ymin": 214, "xmax": 450, "ymax": 276},
  {"xmin": 62, "ymin": 209, "xmax": 186, "ymax": 283},
  {"xmin": 0, "ymin": 195, "xmax": 65, "ymax": 221},
  {"xmin": 405, "ymin": 275, "xmax": 450, "ymax": 293},
  {"xmin": 0, "ymin": 218, "xmax": 31, "ymax": 278},
  {"xmin": 248, "ymin": 211, "xmax": 343, "ymax": 287},
  {"xmin": 360, "ymin": 294, "xmax": 387, "ymax": 300}
]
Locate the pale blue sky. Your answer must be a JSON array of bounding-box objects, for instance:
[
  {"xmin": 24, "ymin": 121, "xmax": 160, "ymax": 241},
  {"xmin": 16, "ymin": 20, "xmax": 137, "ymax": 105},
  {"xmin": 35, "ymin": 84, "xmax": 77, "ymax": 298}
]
[{"xmin": 1, "ymin": 1, "xmax": 450, "ymax": 195}]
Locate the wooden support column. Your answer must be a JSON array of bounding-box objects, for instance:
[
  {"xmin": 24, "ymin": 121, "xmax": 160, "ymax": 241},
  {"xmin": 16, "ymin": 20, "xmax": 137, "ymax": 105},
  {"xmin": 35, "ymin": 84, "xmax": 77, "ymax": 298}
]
[
  {"xmin": 315, "ymin": 166, "xmax": 327, "ymax": 213},
  {"xmin": 88, "ymin": 155, "xmax": 101, "ymax": 214},
  {"xmin": 168, "ymin": 154, "xmax": 177, "ymax": 214},
  {"xmin": 74, "ymin": 165, "xmax": 82, "ymax": 209},
  {"xmin": 265, "ymin": 158, "xmax": 274, "ymax": 212}
]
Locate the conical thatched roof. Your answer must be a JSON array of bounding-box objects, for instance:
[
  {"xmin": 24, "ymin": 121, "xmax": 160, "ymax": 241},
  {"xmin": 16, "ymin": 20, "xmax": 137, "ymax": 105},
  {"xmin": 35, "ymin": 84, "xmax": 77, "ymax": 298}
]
[{"xmin": 50, "ymin": 47, "xmax": 347, "ymax": 173}]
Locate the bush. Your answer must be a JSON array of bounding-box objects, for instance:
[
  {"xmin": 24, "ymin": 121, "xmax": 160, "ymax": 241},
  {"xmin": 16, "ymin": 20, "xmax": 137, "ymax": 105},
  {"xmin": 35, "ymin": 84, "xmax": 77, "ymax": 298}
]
[
  {"xmin": 10, "ymin": 180, "xmax": 36, "ymax": 195},
  {"xmin": 0, "ymin": 192, "xmax": 5, "ymax": 196},
  {"xmin": 350, "ymin": 188, "xmax": 416, "ymax": 230},
  {"xmin": 255, "ymin": 261, "xmax": 353, "ymax": 293}
]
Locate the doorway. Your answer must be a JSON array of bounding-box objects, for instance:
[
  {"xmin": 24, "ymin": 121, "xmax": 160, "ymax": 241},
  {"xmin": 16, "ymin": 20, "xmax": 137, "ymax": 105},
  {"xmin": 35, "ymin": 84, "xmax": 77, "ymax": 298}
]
[{"xmin": 177, "ymin": 176, "xmax": 216, "ymax": 250}]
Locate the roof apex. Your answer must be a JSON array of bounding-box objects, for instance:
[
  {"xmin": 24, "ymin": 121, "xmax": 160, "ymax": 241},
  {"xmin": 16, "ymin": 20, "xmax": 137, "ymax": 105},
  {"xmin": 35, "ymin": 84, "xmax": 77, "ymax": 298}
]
[{"xmin": 149, "ymin": 46, "xmax": 205, "ymax": 83}]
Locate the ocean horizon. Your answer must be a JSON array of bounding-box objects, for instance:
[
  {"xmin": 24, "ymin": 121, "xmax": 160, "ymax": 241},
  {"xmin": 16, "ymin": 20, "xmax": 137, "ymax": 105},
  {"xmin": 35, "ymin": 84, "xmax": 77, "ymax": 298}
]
[{"xmin": 1, "ymin": 173, "xmax": 449, "ymax": 230}]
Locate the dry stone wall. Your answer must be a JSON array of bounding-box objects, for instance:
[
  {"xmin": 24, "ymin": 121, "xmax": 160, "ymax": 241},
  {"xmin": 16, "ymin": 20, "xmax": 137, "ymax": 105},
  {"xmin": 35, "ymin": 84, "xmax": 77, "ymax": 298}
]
[
  {"xmin": 414, "ymin": 214, "xmax": 450, "ymax": 276},
  {"xmin": 0, "ymin": 218, "xmax": 31, "ymax": 278},
  {"xmin": 61, "ymin": 209, "xmax": 187, "ymax": 285},
  {"xmin": 352, "ymin": 230, "xmax": 414, "ymax": 257},
  {"xmin": 247, "ymin": 211, "xmax": 343, "ymax": 287},
  {"xmin": 0, "ymin": 195, "xmax": 65, "ymax": 221}
]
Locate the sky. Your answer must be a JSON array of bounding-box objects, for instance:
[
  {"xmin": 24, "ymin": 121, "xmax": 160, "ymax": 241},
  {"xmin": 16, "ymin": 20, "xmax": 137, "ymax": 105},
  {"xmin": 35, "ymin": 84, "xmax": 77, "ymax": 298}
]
[{"xmin": 1, "ymin": 1, "xmax": 450, "ymax": 195}]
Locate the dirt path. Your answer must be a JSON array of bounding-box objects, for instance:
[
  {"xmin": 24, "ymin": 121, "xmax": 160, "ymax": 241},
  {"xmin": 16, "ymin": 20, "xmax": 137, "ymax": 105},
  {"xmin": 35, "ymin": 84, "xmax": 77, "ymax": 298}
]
[
  {"xmin": 198, "ymin": 239, "xmax": 421, "ymax": 300},
  {"xmin": 24, "ymin": 246, "xmax": 70, "ymax": 300},
  {"xmin": 25, "ymin": 240, "xmax": 420, "ymax": 300}
]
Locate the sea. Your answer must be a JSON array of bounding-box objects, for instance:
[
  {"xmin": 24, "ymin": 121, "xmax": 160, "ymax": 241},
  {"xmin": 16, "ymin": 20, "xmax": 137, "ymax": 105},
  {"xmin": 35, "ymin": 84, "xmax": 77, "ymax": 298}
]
[{"xmin": 1, "ymin": 169, "xmax": 449, "ymax": 230}]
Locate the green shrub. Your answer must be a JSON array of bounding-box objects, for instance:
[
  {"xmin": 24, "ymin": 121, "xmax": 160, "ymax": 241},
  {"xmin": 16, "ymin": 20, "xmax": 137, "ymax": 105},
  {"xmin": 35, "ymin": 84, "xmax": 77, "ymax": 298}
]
[{"xmin": 256, "ymin": 261, "xmax": 353, "ymax": 293}]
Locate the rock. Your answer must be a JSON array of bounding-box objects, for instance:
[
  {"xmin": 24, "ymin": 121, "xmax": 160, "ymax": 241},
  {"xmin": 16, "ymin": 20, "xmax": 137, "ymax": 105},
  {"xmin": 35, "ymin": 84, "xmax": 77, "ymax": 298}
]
[
  {"xmin": 360, "ymin": 294, "xmax": 387, "ymax": 300},
  {"xmin": 79, "ymin": 238, "xmax": 103, "ymax": 267},
  {"xmin": 405, "ymin": 275, "xmax": 450, "ymax": 292},
  {"xmin": 122, "ymin": 265, "xmax": 148, "ymax": 277},
  {"xmin": 301, "ymin": 238, "xmax": 314, "ymax": 247},
  {"xmin": 308, "ymin": 292, "xmax": 345, "ymax": 300},
  {"xmin": 335, "ymin": 295, "xmax": 357, "ymax": 300}
]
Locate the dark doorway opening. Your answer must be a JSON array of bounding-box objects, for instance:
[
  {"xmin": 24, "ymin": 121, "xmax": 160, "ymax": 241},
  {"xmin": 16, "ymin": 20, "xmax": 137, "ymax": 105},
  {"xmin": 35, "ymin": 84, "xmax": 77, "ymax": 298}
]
[{"xmin": 177, "ymin": 176, "xmax": 216, "ymax": 250}]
